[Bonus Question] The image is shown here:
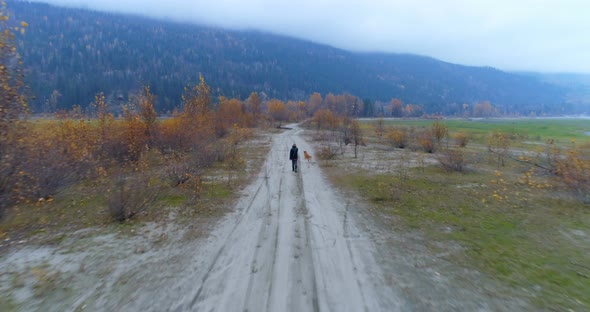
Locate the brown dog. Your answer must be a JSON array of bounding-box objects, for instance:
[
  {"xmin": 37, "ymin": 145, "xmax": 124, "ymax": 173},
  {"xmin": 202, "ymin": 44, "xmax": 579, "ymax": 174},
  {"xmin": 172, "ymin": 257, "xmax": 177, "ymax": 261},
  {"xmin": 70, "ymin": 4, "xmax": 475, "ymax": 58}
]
[{"xmin": 303, "ymin": 151, "xmax": 312, "ymax": 162}]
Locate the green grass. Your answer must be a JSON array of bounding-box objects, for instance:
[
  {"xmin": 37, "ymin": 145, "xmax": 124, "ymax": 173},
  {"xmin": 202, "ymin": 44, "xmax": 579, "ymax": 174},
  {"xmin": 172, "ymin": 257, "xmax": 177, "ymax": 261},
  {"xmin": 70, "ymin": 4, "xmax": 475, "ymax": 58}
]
[
  {"xmin": 349, "ymin": 118, "xmax": 590, "ymax": 309},
  {"xmin": 365, "ymin": 118, "xmax": 590, "ymax": 145},
  {"xmin": 334, "ymin": 166, "xmax": 590, "ymax": 310},
  {"xmin": 160, "ymin": 194, "xmax": 187, "ymax": 206}
]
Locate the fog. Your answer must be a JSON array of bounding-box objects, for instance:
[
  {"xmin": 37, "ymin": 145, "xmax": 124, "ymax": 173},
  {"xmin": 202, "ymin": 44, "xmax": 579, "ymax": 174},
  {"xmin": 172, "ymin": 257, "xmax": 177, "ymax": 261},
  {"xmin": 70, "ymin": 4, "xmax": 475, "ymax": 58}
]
[{"xmin": 40, "ymin": 0, "xmax": 590, "ymax": 73}]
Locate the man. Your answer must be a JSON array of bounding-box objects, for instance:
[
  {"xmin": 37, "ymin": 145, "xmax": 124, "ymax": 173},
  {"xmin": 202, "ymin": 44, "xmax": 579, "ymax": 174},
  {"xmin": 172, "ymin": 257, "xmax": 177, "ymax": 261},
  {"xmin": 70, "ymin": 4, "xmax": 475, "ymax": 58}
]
[{"xmin": 289, "ymin": 144, "xmax": 299, "ymax": 172}]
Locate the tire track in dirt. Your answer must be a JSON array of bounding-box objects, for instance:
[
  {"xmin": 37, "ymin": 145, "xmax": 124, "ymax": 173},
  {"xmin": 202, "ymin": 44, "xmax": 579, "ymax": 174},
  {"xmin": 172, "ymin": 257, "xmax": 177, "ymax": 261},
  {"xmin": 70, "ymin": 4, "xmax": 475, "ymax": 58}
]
[
  {"xmin": 182, "ymin": 179, "xmax": 267, "ymax": 309},
  {"xmin": 176, "ymin": 126, "xmax": 400, "ymax": 311},
  {"xmin": 179, "ymin": 149, "xmax": 273, "ymax": 311},
  {"xmin": 294, "ymin": 126, "xmax": 402, "ymax": 311},
  {"xmin": 180, "ymin": 130, "xmax": 311, "ymax": 311},
  {"xmin": 241, "ymin": 171, "xmax": 282, "ymax": 310}
]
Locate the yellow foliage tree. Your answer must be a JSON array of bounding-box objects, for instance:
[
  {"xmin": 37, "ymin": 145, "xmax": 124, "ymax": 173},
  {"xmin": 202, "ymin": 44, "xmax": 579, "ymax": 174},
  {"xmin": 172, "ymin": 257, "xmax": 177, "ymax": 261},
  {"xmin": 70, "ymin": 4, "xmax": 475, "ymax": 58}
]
[
  {"xmin": 267, "ymin": 99, "xmax": 287, "ymax": 127},
  {"xmin": 555, "ymin": 148, "xmax": 590, "ymax": 203},
  {"xmin": 247, "ymin": 91, "xmax": 261, "ymax": 125},
  {"xmin": 138, "ymin": 85, "xmax": 158, "ymax": 147},
  {"xmin": 181, "ymin": 74, "xmax": 215, "ymax": 141},
  {"xmin": 312, "ymin": 109, "xmax": 338, "ymax": 130},
  {"xmin": 0, "ymin": 2, "xmax": 28, "ymax": 217},
  {"xmin": 307, "ymin": 92, "xmax": 322, "ymax": 116}
]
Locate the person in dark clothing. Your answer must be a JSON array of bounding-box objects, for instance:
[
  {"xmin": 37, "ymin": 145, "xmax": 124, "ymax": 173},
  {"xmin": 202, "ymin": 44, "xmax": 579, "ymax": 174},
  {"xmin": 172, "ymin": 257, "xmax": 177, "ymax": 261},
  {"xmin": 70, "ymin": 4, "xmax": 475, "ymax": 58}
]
[{"xmin": 289, "ymin": 144, "xmax": 299, "ymax": 172}]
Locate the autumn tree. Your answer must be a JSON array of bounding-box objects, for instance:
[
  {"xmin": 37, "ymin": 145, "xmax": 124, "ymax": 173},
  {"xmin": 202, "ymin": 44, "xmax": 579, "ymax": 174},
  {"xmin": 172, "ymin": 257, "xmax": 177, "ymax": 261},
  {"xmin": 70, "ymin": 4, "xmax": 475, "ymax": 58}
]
[
  {"xmin": 218, "ymin": 96, "xmax": 247, "ymax": 131},
  {"xmin": 182, "ymin": 73, "xmax": 211, "ymax": 118},
  {"xmin": 307, "ymin": 92, "xmax": 322, "ymax": 116},
  {"xmin": 349, "ymin": 119, "xmax": 363, "ymax": 158},
  {"xmin": 247, "ymin": 91, "xmax": 261, "ymax": 125},
  {"xmin": 312, "ymin": 109, "xmax": 338, "ymax": 131},
  {"xmin": 0, "ymin": 4, "xmax": 28, "ymax": 217},
  {"xmin": 224, "ymin": 125, "xmax": 250, "ymax": 185},
  {"xmin": 286, "ymin": 100, "xmax": 299, "ymax": 122},
  {"xmin": 389, "ymin": 98, "xmax": 403, "ymax": 117},
  {"xmin": 176, "ymin": 74, "xmax": 217, "ymax": 166},
  {"xmin": 430, "ymin": 120, "xmax": 448, "ymax": 145},
  {"xmin": 91, "ymin": 92, "xmax": 115, "ymax": 154},
  {"xmin": 122, "ymin": 105, "xmax": 146, "ymax": 162},
  {"xmin": 267, "ymin": 98, "xmax": 288, "ymax": 127},
  {"xmin": 474, "ymin": 101, "xmax": 495, "ymax": 117},
  {"xmin": 403, "ymin": 103, "xmax": 423, "ymax": 117},
  {"xmin": 487, "ymin": 132, "xmax": 511, "ymax": 167},
  {"xmin": 138, "ymin": 86, "xmax": 158, "ymax": 147},
  {"xmin": 325, "ymin": 93, "xmax": 337, "ymax": 112},
  {"xmin": 554, "ymin": 147, "xmax": 590, "ymax": 203},
  {"xmin": 297, "ymin": 101, "xmax": 306, "ymax": 121}
]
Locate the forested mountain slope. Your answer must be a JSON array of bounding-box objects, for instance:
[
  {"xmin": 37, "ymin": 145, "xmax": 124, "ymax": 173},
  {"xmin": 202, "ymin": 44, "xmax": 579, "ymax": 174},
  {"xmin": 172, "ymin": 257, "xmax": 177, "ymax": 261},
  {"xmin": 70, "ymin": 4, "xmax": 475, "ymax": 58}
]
[{"xmin": 9, "ymin": 1, "xmax": 570, "ymax": 115}]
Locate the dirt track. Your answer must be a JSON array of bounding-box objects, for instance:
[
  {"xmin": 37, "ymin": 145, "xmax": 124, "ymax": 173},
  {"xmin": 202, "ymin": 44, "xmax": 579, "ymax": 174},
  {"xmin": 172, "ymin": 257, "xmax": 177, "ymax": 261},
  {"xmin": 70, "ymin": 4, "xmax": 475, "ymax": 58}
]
[{"xmin": 169, "ymin": 126, "xmax": 401, "ymax": 311}]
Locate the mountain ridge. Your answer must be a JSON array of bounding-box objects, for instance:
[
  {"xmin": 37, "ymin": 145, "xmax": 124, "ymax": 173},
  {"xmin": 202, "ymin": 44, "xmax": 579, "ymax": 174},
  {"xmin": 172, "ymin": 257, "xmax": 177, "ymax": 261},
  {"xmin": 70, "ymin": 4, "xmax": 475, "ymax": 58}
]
[{"xmin": 8, "ymin": 1, "xmax": 574, "ymax": 115}]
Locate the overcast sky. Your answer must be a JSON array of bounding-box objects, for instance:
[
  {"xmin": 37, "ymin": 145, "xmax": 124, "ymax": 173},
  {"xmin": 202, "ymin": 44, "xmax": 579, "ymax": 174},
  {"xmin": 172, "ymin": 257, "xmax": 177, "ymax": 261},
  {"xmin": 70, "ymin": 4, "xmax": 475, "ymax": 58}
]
[{"xmin": 40, "ymin": 0, "xmax": 590, "ymax": 73}]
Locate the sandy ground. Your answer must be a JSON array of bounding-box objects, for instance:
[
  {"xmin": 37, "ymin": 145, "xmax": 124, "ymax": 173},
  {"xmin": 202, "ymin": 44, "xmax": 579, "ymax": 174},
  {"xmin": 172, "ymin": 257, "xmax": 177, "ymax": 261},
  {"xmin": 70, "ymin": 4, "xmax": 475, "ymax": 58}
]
[{"xmin": 0, "ymin": 125, "xmax": 530, "ymax": 311}]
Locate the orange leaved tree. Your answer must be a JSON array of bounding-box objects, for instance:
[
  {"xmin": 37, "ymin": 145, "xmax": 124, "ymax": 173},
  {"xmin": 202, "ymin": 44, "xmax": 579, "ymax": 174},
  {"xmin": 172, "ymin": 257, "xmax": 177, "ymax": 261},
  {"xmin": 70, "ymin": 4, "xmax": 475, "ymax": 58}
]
[{"xmin": 0, "ymin": 3, "xmax": 28, "ymax": 217}]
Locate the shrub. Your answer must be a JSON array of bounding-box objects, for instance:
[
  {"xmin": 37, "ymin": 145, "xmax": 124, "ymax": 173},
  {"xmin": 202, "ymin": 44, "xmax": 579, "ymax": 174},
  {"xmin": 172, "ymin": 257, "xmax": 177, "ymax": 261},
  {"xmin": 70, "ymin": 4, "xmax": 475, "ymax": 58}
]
[
  {"xmin": 386, "ymin": 128, "xmax": 408, "ymax": 149},
  {"xmin": 418, "ymin": 130, "xmax": 435, "ymax": 153},
  {"xmin": 430, "ymin": 120, "xmax": 448, "ymax": 144},
  {"xmin": 554, "ymin": 149, "xmax": 590, "ymax": 203},
  {"xmin": 107, "ymin": 175, "xmax": 159, "ymax": 222},
  {"xmin": 487, "ymin": 132, "xmax": 511, "ymax": 167},
  {"xmin": 318, "ymin": 144, "xmax": 338, "ymax": 160},
  {"xmin": 165, "ymin": 160, "xmax": 195, "ymax": 187},
  {"xmin": 438, "ymin": 148, "xmax": 467, "ymax": 172},
  {"xmin": 453, "ymin": 131, "xmax": 470, "ymax": 147}
]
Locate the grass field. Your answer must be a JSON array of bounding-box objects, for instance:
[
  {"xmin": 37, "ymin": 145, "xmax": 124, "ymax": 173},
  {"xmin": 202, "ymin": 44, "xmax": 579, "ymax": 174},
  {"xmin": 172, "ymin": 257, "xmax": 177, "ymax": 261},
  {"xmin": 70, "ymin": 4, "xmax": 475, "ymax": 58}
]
[
  {"xmin": 364, "ymin": 117, "xmax": 590, "ymax": 145},
  {"xmin": 319, "ymin": 117, "xmax": 590, "ymax": 310}
]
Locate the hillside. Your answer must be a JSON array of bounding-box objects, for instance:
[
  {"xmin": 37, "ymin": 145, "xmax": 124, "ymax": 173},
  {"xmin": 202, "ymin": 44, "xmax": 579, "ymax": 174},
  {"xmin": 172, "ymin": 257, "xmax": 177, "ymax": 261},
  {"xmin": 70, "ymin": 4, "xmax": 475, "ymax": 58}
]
[
  {"xmin": 519, "ymin": 72, "xmax": 590, "ymax": 112},
  {"xmin": 8, "ymin": 1, "xmax": 572, "ymax": 115}
]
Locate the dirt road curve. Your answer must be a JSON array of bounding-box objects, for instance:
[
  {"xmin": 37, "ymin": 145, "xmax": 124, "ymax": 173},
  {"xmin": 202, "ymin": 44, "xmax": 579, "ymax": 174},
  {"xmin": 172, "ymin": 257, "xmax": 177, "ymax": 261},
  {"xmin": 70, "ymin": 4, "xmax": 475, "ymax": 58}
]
[{"xmin": 173, "ymin": 126, "xmax": 400, "ymax": 311}]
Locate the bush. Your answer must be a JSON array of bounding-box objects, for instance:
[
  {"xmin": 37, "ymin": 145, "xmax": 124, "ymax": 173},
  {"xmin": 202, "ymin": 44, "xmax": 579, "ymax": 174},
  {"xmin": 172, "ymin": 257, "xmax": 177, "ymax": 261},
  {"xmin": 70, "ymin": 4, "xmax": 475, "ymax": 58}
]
[
  {"xmin": 107, "ymin": 175, "xmax": 159, "ymax": 222},
  {"xmin": 418, "ymin": 130, "xmax": 435, "ymax": 153},
  {"xmin": 165, "ymin": 160, "xmax": 195, "ymax": 187},
  {"xmin": 318, "ymin": 144, "xmax": 338, "ymax": 160},
  {"xmin": 430, "ymin": 121, "xmax": 448, "ymax": 144},
  {"xmin": 386, "ymin": 128, "xmax": 408, "ymax": 149},
  {"xmin": 437, "ymin": 148, "xmax": 467, "ymax": 172},
  {"xmin": 453, "ymin": 131, "xmax": 470, "ymax": 147},
  {"xmin": 487, "ymin": 132, "xmax": 511, "ymax": 167},
  {"xmin": 554, "ymin": 149, "xmax": 590, "ymax": 203}
]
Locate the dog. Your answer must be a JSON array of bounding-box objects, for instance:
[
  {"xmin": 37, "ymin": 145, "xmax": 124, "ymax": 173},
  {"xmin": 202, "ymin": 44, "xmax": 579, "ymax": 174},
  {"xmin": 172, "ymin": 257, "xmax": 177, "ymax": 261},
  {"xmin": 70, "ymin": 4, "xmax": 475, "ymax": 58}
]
[{"xmin": 303, "ymin": 151, "xmax": 312, "ymax": 162}]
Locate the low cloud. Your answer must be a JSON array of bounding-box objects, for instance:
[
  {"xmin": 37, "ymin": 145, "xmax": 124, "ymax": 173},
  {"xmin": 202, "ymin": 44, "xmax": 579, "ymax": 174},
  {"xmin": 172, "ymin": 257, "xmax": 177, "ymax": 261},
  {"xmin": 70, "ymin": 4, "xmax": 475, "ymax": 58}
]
[{"xmin": 41, "ymin": 0, "xmax": 590, "ymax": 73}]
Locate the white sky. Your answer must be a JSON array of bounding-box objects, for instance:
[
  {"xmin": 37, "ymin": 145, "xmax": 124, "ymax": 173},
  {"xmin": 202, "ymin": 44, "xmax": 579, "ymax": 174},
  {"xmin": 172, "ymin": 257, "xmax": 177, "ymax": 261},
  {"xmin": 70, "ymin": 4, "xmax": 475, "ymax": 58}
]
[{"xmin": 40, "ymin": 0, "xmax": 590, "ymax": 73}]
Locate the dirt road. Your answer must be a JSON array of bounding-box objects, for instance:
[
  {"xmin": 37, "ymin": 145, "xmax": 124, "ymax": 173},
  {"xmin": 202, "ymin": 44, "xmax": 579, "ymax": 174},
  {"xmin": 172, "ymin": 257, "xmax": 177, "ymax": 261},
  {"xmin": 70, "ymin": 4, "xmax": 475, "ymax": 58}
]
[{"xmin": 169, "ymin": 126, "xmax": 401, "ymax": 311}]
